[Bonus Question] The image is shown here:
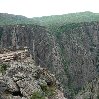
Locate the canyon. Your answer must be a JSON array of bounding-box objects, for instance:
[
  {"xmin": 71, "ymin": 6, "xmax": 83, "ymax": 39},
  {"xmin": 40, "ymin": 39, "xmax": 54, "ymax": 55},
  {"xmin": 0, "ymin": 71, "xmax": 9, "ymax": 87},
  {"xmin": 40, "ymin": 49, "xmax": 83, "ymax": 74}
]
[{"xmin": 0, "ymin": 12, "xmax": 99, "ymax": 99}]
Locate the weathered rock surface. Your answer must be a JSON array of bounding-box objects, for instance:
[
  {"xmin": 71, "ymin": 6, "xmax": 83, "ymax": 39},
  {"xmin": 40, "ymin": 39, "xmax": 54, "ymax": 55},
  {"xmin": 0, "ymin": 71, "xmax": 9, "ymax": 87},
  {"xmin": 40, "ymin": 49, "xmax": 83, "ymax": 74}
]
[
  {"xmin": 0, "ymin": 25, "xmax": 67, "ymax": 97},
  {"xmin": 0, "ymin": 49, "xmax": 66, "ymax": 99}
]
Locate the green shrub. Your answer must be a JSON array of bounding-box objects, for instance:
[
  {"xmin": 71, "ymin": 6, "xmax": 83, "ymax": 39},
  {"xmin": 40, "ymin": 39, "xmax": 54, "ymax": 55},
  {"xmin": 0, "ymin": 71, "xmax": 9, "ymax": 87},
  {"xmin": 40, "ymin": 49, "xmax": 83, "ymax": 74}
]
[
  {"xmin": 30, "ymin": 91, "xmax": 45, "ymax": 99},
  {"xmin": 45, "ymin": 86, "xmax": 56, "ymax": 97},
  {"xmin": 97, "ymin": 95, "xmax": 99, "ymax": 99},
  {"xmin": 30, "ymin": 86, "xmax": 56, "ymax": 99},
  {"xmin": 0, "ymin": 64, "xmax": 9, "ymax": 74},
  {"xmin": 39, "ymin": 80, "xmax": 56, "ymax": 97}
]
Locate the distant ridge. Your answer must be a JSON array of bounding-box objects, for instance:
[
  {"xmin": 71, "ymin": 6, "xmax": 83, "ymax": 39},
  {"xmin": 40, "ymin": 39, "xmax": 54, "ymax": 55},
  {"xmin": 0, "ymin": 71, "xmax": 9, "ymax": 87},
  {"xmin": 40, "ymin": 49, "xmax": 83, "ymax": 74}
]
[
  {"xmin": 0, "ymin": 11, "xmax": 99, "ymax": 26},
  {"xmin": 0, "ymin": 13, "xmax": 37, "ymax": 25}
]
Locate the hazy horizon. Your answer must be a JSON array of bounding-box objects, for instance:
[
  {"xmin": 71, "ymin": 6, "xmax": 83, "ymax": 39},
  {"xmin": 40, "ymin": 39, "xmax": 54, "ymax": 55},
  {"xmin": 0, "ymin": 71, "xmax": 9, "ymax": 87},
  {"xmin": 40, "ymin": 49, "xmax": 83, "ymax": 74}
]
[
  {"xmin": 0, "ymin": 0, "xmax": 99, "ymax": 18},
  {"xmin": 0, "ymin": 11, "xmax": 96, "ymax": 18}
]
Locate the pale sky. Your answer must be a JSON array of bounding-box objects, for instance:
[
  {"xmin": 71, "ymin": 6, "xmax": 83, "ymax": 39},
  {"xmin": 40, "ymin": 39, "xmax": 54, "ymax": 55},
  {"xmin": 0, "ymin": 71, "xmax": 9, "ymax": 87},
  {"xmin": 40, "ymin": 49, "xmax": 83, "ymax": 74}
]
[{"xmin": 0, "ymin": 0, "xmax": 99, "ymax": 18}]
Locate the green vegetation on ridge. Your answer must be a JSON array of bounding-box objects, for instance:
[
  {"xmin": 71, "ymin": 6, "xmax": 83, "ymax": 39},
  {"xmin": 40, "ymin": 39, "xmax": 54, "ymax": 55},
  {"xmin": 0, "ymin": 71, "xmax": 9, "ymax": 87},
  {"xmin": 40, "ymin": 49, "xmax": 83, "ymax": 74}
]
[
  {"xmin": 0, "ymin": 13, "xmax": 39, "ymax": 25},
  {"xmin": 0, "ymin": 11, "xmax": 99, "ymax": 27},
  {"xmin": 1, "ymin": 11, "xmax": 99, "ymax": 34}
]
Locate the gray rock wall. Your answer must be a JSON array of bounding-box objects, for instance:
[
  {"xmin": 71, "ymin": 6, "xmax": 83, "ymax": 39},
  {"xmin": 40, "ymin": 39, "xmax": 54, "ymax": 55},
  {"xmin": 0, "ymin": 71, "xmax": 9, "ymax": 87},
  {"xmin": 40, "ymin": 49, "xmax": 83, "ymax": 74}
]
[
  {"xmin": 0, "ymin": 24, "xmax": 67, "ymax": 96},
  {"xmin": 0, "ymin": 22, "xmax": 99, "ymax": 98}
]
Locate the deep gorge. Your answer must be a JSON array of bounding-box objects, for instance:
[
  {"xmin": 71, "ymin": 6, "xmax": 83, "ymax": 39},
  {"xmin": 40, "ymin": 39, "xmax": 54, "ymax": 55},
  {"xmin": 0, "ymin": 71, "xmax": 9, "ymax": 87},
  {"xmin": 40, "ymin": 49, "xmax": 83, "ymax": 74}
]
[{"xmin": 0, "ymin": 21, "xmax": 99, "ymax": 98}]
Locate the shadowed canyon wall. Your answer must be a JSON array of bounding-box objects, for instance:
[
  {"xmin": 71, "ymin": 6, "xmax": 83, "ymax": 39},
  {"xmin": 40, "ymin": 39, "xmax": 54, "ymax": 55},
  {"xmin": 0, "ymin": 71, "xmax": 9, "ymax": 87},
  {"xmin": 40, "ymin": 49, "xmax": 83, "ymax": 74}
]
[{"xmin": 0, "ymin": 22, "xmax": 99, "ymax": 98}]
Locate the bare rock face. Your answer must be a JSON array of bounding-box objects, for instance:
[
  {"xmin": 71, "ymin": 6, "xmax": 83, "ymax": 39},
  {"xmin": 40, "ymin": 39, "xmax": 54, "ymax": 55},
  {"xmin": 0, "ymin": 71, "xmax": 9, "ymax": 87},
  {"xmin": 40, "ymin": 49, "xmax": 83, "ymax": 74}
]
[
  {"xmin": 0, "ymin": 24, "xmax": 67, "ymax": 97},
  {"xmin": 0, "ymin": 50, "xmax": 66, "ymax": 99},
  {"xmin": 0, "ymin": 79, "xmax": 7, "ymax": 94}
]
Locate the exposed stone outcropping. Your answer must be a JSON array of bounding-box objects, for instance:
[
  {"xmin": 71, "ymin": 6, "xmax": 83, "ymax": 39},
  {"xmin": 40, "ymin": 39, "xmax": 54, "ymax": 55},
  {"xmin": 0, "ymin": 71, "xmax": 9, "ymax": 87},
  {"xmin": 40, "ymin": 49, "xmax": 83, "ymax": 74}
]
[
  {"xmin": 0, "ymin": 49, "xmax": 66, "ymax": 99},
  {"xmin": 0, "ymin": 47, "xmax": 29, "ymax": 62}
]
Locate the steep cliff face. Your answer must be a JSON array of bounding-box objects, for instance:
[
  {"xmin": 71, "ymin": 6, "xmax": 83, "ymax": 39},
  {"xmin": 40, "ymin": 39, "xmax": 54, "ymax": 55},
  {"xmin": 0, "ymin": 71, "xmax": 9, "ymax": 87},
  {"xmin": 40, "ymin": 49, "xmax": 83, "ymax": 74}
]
[
  {"xmin": 0, "ymin": 24, "xmax": 67, "ymax": 97},
  {"xmin": 56, "ymin": 22, "xmax": 99, "ymax": 97},
  {"xmin": 75, "ymin": 78, "xmax": 99, "ymax": 99},
  {"xmin": 0, "ymin": 22, "xmax": 99, "ymax": 98}
]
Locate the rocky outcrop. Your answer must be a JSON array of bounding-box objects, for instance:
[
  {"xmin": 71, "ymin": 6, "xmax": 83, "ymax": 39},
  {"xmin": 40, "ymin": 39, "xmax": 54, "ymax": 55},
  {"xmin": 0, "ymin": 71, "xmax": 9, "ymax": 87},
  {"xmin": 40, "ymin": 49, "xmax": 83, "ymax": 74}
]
[
  {"xmin": 0, "ymin": 49, "xmax": 66, "ymax": 99},
  {"xmin": 0, "ymin": 48, "xmax": 29, "ymax": 62}
]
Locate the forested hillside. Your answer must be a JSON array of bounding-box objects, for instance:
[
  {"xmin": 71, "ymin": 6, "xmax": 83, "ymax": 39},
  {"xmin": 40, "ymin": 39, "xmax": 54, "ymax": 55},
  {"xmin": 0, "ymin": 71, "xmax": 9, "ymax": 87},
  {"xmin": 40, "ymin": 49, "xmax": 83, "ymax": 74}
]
[
  {"xmin": 0, "ymin": 13, "xmax": 38, "ymax": 25},
  {"xmin": 36, "ymin": 11, "xmax": 99, "ymax": 27},
  {"xmin": 1, "ymin": 11, "xmax": 99, "ymax": 26}
]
